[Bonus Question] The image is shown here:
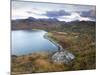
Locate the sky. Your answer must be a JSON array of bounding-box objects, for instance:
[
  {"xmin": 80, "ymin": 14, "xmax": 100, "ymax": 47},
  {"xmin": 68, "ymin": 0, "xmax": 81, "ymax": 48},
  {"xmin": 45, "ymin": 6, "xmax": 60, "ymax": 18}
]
[{"xmin": 12, "ymin": 0, "xmax": 96, "ymax": 22}]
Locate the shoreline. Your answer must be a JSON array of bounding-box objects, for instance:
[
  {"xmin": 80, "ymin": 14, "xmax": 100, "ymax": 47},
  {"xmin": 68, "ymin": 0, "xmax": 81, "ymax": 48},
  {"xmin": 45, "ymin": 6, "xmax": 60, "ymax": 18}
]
[
  {"xmin": 44, "ymin": 32, "xmax": 64, "ymax": 52},
  {"xmin": 11, "ymin": 29, "xmax": 60, "ymax": 56},
  {"xmin": 11, "ymin": 30, "xmax": 73, "ymax": 57}
]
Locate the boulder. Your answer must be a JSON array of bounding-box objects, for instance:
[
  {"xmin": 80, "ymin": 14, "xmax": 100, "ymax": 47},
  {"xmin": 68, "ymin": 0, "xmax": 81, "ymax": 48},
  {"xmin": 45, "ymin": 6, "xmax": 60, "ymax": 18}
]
[{"xmin": 52, "ymin": 51, "xmax": 75, "ymax": 64}]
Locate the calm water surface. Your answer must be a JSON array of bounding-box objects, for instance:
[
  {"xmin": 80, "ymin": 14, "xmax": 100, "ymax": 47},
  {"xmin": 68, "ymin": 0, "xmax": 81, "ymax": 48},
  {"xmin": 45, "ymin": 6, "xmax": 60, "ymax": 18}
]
[{"xmin": 11, "ymin": 30, "xmax": 58, "ymax": 55}]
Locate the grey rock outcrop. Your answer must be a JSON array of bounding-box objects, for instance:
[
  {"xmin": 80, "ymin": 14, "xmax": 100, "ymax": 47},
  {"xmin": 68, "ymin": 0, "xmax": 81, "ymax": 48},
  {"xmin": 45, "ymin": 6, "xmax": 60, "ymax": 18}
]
[{"xmin": 52, "ymin": 51, "xmax": 75, "ymax": 64}]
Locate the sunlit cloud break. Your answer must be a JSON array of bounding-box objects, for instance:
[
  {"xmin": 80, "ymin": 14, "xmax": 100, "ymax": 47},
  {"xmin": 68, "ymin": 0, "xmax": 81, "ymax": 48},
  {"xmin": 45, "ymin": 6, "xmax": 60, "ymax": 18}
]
[{"xmin": 12, "ymin": 0, "xmax": 96, "ymax": 22}]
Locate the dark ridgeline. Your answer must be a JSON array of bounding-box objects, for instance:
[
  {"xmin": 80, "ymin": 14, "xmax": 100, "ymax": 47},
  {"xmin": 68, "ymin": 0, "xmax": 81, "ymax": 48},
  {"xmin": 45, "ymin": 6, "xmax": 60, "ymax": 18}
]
[
  {"xmin": 11, "ymin": 17, "xmax": 95, "ymax": 33},
  {"xmin": 11, "ymin": 17, "xmax": 63, "ymax": 30}
]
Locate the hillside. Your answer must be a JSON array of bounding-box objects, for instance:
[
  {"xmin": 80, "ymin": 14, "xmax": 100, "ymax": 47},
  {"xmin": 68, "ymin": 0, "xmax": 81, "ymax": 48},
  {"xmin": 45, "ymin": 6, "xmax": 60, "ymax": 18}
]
[
  {"xmin": 11, "ymin": 18, "xmax": 95, "ymax": 32},
  {"xmin": 11, "ymin": 17, "xmax": 64, "ymax": 30},
  {"xmin": 11, "ymin": 18, "xmax": 96, "ymax": 74}
]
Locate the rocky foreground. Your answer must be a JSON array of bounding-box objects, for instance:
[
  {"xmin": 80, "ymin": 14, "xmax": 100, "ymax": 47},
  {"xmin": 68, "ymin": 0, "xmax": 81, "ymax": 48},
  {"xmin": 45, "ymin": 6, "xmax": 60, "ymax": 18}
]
[{"xmin": 12, "ymin": 52, "xmax": 73, "ymax": 74}]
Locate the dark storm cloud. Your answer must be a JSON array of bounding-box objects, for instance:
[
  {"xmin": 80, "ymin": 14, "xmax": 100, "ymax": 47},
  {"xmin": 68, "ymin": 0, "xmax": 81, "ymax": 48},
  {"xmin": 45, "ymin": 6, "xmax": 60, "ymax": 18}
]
[
  {"xmin": 45, "ymin": 10, "xmax": 71, "ymax": 18},
  {"xmin": 80, "ymin": 8, "xmax": 96, "ymax": 19}
]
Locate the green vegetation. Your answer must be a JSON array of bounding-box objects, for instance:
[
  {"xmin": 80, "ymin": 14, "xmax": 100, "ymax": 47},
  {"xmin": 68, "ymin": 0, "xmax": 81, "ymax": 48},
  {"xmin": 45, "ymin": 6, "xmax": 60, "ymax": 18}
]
[
  {"xmin": 11, "ymin": 21, "xmax": 96, "ymax": 74},
  {"xmin": 47, "ymin": 21, "xmax": 96, "ymax": 70},
  {"xmin": 49, "ymin": 31, "xmax": 96, "ymax": 70},
  {"xmin": 11, "ymin": 52, "xmax": 67, "ymax": 74}
]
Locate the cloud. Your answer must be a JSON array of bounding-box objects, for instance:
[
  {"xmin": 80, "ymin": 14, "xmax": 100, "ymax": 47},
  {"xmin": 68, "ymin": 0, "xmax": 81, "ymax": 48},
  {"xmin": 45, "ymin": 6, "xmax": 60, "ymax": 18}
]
[
  {"xmin": 27, "ymin": 8, "xmax": 46, "ymax": 15},
  {"xmin": 45, "ymin": 10, "xmax": 71, "ymax": 18},
  {"xmin": 12, "ymin": 0, "xmax": 96, "ymax": 22},
  {"xmin": 80, "ymin": 7, "xmax": 96, "ymax": 20},
  {"xmin": 12, "ymin": 9, "xmax": 49, "ymax": 20},
  {"xmin": 58, "ymin": 12, "xmax": 94, "ymax": 22}
]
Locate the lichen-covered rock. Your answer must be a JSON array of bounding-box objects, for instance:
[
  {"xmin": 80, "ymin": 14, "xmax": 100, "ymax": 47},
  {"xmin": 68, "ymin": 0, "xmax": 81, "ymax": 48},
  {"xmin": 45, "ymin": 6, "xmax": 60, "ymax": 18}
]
[{"xmin": 52, "ymin": 51, "xmax": 75, "ymax": 64}]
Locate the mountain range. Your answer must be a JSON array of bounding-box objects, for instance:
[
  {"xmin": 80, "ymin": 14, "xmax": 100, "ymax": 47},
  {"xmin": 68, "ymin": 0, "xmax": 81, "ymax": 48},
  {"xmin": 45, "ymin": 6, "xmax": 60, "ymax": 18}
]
[{"xmin": 11, "ymin": 17, "xmax": 95, "ymax": 31}]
